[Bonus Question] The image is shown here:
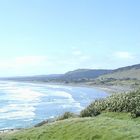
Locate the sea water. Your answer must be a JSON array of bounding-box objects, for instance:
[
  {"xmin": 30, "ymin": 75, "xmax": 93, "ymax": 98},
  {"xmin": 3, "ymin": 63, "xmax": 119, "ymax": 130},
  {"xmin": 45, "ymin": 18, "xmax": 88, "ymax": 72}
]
[{"xmin": 0, "ymin": 81, "xmax": 108, "ymax": 129}]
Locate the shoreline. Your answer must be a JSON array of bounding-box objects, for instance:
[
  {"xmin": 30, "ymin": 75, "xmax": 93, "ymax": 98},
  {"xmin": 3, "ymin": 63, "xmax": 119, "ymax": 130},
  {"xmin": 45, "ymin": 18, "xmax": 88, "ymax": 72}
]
[
  {"xmin": 3, "ymin": 80, "xmax": 135, "ymax": 94},
  {"xmin": 38, "ymin": 82, "xmax": 134, "ymax": 94},
  {"xmin": 1, "ymin": 79, "xmax": 137, "ymax": 94},
  {"xmin": 0, "ymin": 128, "xmax": 21, "ymax": 135}
]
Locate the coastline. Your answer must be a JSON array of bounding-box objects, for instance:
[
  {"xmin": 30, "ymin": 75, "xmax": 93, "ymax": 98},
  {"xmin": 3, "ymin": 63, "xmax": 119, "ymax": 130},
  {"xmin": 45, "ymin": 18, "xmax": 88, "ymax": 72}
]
[
  {"xmin": 2, "ymin": 80, "xmax": 136, "ymax": 94},
  {"xmin": 39, "ymin": 82, "xmax": 134, "ymax": 94},
  {"xmin": 0, "ymin": 128, "xmax": 21, "ymax": 135},
  {"xmin": 14, "ymin": 80, "xmax": 136, "ymax": 94},
  {"xmin": 27, "ymin": 80, "xmax": 138, "ymax": 94}
]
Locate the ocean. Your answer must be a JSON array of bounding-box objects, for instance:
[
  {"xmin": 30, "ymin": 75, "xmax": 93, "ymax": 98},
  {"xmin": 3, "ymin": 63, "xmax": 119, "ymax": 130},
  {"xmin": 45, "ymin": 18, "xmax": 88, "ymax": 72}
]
[{"xmin": 0, "ymin": 81, "xmax": 108, "ymax": 129}]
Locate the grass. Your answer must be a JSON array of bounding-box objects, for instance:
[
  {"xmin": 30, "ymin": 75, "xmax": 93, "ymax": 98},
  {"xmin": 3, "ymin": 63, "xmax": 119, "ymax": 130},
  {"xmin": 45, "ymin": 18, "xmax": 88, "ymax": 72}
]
[{"xmin": 1, "ymin": 112, "xmax": 140, "ymax": 140}]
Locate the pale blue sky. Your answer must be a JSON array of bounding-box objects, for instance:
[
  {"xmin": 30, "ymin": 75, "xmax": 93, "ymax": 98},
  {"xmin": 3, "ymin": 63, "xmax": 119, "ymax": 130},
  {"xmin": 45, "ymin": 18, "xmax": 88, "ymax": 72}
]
[{"xmin": 0, "ymin": 0, "xmax": 140, "ymax": 76}]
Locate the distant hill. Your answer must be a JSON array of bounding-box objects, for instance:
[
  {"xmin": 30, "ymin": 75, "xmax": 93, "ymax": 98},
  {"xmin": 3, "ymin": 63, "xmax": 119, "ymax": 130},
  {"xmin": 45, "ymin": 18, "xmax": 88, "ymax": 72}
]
[
  {"xmin": 0, "ymin": 74, "xmax": 63, "ymax": 82},
  {"xmin": 114, "ymin": 64, "xmax": 140, "ymax": 72},
  {"xmin": 0, "ymin": 69, "xmax": 112, "ymax": 83},
  {"xmin": 1, "ymin": 64, "xmax": 140, "ymax": 84},
  {"xmin": 99, "ymin": 64, "xmax": 140, "ymax": 80},
  {"xmin": 63, "ymin": 69, "xmax": 112, "ymax": 80}
]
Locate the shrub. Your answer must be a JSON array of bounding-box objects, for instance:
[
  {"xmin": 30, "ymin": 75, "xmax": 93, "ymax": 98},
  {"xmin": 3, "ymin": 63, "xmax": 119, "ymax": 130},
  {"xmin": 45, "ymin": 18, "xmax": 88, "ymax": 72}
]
[
  {"xmin": 80, "ymin": 99, "xmax": 104, "ymax": 117},
  {"xmin": 34, "ymin": 120, "xmax": 48, "ymax": 127},
  {"xmin": 80, "ymin": 90, "xmax": 140, "ymax": 118},
  {"xmin": 11, "ymin": 138, "xmax": 18, "ymax": 140},
  {"xmin": 57, "ymin": 112, "xmax": 77, "ymax": 120}
]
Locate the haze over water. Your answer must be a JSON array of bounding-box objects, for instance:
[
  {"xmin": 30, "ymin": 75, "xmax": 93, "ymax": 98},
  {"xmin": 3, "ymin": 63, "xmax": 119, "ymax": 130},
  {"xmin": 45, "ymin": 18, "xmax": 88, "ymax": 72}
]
[{"xmin": 0, "ymin": 81, "xmax": 108, "ymax": 129}]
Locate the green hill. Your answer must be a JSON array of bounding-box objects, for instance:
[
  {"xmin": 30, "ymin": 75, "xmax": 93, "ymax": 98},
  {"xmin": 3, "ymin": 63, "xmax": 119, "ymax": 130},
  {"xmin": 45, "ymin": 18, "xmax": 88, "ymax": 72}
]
[
  {"xmin": 1, "ymin": 112, "xmax": 140, "ymax": 140},
  {"xmin": 91, "ymin": 64, "xmax": 140, "ymax": 88},
  {"xmin": 99, "ymin": 64, "xmax": 140, "ymax": 80}
]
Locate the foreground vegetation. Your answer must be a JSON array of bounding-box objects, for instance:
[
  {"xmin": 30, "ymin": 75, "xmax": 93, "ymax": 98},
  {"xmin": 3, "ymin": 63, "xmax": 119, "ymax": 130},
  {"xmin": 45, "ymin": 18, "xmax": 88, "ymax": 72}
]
[
  {"xmin": 1, "ymin": 112, "xmax": 140, "ymax": 140},
  {"xmin": 1, "ymin": 90, "xmax": 140, "ymax": 140},
  {"xmin": 81, "ymin": 90, "xmax": 140, "ymax": 118}
]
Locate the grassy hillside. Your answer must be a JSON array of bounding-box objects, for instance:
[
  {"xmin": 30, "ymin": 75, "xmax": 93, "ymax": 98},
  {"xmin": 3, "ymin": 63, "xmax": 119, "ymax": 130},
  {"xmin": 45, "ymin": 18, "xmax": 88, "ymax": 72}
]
[
  {"xmin": 1, "ymin": 112, "xmax": 140, "ymax": 140},
  {"xmin": 97, "ymin": 64, "xmax": 140, "ymax": 82},
  {"xmin": 93, "ymin": 65, "xmax": 140, "ymax": 89},
  {"xmin": 99, "ymin": 69, "xmax": 140, "ymax": 80}
]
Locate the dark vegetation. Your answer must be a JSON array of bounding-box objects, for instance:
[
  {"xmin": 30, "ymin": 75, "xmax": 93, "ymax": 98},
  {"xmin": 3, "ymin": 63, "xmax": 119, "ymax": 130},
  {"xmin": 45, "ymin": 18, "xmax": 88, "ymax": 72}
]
[
  {"xmin": 57, "ymin": 112, "xmax": 78, "ymax": 121},
  {"xmin": 80, "ymin": 90, "xmax": 140, "ymax": 118}
]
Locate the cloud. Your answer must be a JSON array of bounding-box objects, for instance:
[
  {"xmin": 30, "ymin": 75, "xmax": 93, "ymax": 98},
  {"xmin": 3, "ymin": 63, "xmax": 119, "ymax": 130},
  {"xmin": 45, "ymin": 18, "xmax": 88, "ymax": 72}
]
[
  {"xmin": 72, "ymin": 49, "xmax": 91, "ymax": 61},
  {"xmin": 114, "ymin": 51, "xmax": 134, "ymax": 59},
  {"xmin": 0, "ymin": 56, "xmax": 48, "ymax": 69},
  {"xmin": 0, "ymin": 53, "xmax": 92, "ymax": 76},
  {"xmin": 14, "ymin": 56, "xmax": 47, "ymax": 67},
  {"xmin": 72, "ymin": 50, "xmax": 82, "ymax": 56}
]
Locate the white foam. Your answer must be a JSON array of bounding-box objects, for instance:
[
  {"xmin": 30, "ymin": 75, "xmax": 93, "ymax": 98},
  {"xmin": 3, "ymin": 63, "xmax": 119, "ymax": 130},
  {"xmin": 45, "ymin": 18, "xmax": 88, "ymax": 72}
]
[
  {"xmin": 48, "ymin": 91, "xmax": 73, "ymax": 98},
  {"xmin": 0, "ymin": 83, "xmax": 46, "ymax": 121},
  {"xmin": 0, "ymin": 104, "xmax": 36, "ymax": 120},
  {"xmin": 0, "ymin": 81, "xmax": 85, "ymax": 125},
  {"xmin": 6, "ymin": 87, "xmax": 45, "ymax": 102},
  {"xmin": 0, "ymin": 111, "xmax": 35, "ymax": 120},
  {"xmin": 45, "ymin": 91, "xmax": 83, "ymax": 109},
  {"xmin": 46, "ymin": 84, "xmax": 72, "ymax": 90},
  {"xmin": 46, "ymin": 85, "xmax": 63, "ymax": 89}
]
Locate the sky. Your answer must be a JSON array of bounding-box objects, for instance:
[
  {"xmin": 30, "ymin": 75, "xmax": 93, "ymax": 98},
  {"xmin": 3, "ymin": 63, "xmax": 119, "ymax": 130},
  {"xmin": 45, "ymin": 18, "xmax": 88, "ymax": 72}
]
[{"xmin": 0, "ymin": 0, "xmax": 140, "ymax": 77}]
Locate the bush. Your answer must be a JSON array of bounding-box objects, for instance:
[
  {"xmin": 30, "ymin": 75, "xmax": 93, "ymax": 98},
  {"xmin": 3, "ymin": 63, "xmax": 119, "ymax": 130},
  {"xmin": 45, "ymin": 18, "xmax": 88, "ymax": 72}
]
[
  {"xmin": 80, "ymin": 107, "xmax": 100, "ymax": 117},
  {"xmin": 80, "ymin": 100, "xmax": 104, "ymax": 117},
  {"xmin": 80, "ymin": 90, "xmax": 140, "ymax": 118},
  {"xmin": 34, "ymin": 120, "xmax": 48, "ymax": 127},
  {"xmin": 11, "ymin": 138, "xmax": 18, "ymax": 140},
  {"xmin": 131, "ymin": 106, "xmax": 140, "ymax": 118},
  {"xmin": 57, "ymin": 112, "xmax": 77, "ymax": 120}
]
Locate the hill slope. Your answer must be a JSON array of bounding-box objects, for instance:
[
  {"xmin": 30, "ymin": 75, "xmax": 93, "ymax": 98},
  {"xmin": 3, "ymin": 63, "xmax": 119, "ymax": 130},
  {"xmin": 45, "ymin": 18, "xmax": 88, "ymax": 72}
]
[
  {"xmin": 63, "ymin": 69, "xmax": 112, "ymax": 80},
  {"xmin": 1, "ymin": 112, "xmax": 140, "ymax": 140},
  {"xmin": 99, "ymin": 64, "xmax": 140, "ymax": 80},
  {"xmin": 0, "ymin": 69, "xmax": 112, "ymax": 82}
]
